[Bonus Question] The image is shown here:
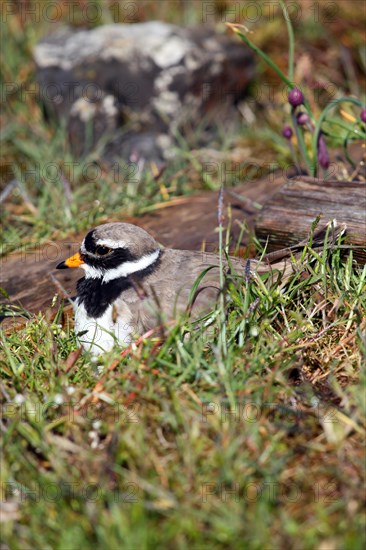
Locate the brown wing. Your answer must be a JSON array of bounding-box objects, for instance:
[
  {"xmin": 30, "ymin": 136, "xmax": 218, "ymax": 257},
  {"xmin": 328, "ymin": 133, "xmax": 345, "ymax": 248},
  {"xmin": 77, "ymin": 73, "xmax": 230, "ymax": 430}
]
[
  {"xmin": 113, "ymin": 249, "xmax": 245, "ymax": 333},
  {"xmin": 113, "ymin": 221, "xmax": 346, "ymax": 334}
]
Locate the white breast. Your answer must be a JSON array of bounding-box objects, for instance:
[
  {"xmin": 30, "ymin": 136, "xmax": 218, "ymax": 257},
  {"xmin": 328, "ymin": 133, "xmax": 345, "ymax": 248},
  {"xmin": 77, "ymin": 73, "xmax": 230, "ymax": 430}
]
[{"xmin": 74, "ymin": 299, "xmax": 134, "ymax": 357}]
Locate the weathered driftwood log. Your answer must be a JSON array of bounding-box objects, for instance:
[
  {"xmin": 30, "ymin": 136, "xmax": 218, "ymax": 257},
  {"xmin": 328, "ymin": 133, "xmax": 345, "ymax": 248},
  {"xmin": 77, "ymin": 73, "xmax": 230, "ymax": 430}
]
[
  {"xmin": 2, "ymin": 172, "xmax": 365, "ymax": 327},
  {"xmin": 0, "ymin": 173, "xmax": 285, "ymax": 320},
  {"xmin": 255, "ymin": 177, "xmax": 366, "ymax": 264}
]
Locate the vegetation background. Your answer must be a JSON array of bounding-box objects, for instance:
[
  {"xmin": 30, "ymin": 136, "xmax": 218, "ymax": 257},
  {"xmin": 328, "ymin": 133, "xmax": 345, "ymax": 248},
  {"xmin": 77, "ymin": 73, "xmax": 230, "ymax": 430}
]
[{"xmin": 1, "ymin": 1, "xmax": 365, "ymax": 549}]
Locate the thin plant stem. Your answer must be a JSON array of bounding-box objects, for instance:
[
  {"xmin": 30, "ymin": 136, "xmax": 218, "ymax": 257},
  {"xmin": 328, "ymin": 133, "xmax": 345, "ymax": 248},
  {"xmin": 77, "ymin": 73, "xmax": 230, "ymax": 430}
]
[
  {"xmin": 291, "ymin": 111, "xmax": 312, "ymax": 173},
  {"xmin": 216, "ymin": 186, "xmax": 236, "ymax": 411},
  {"xmin": 325, "ymin": 118, "xmax": 365, "ymax": 137},
  {"xmin": 226, "ymin": 23, "xmax": 294, "ymax": 89},
  {"xmin": 288, "ymin": 140, "xmax": 301, "ymax": 174},
  {"xmin": 280, "ymin": 0, "xmax": 295, "ymax": 83},
  {"xmin": 217, "ymin": 186, "xmax": 227, "ymax": 359}
]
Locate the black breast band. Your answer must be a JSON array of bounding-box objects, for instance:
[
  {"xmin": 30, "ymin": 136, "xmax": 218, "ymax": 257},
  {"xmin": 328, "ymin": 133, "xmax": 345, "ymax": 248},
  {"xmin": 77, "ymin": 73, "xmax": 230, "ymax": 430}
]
[{"xmin": 76, "ymin": 252, "xmax": 162, "ymax": 318}]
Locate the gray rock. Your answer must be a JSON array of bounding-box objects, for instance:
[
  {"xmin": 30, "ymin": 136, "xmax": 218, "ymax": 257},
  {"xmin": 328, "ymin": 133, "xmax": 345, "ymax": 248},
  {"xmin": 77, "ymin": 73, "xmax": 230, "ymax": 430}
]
[{"xmin": 34, "ymin": 22, "xmax": 254, "ymax": 165}]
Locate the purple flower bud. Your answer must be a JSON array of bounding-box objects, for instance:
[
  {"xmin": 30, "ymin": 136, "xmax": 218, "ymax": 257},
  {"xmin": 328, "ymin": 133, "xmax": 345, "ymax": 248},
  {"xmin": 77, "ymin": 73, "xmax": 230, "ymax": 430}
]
[
  {"xmin": 361, "ymin": 108, "xmax": 366, "ymax": 123},
  {"xmin": 296, "ymin": 112, "xmax": 310, "ymax": 126},
  {"xmin": 282, "ymin": 125, "xmax": 293, "ymax": 139},
  {"xmin": 317, "ymin": 134, "xmax": 330, "ymax": 170},
  {"xmin": 288, "ymin": 87, "xmax": 304, "ymax": 108}
]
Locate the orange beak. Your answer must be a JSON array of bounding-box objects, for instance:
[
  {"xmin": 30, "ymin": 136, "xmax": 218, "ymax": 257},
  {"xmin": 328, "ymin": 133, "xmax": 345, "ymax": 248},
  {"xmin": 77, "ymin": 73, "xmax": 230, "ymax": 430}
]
[{"xmin": 56, "ymin": 252, "xmax": 85, "ymax": 269}]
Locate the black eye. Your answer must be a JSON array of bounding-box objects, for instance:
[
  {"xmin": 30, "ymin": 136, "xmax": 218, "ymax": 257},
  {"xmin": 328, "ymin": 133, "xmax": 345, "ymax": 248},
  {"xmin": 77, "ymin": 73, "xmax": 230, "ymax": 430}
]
[{"xmin": 95, "ymin": 245, "xmax": 112, "ymax": 256}]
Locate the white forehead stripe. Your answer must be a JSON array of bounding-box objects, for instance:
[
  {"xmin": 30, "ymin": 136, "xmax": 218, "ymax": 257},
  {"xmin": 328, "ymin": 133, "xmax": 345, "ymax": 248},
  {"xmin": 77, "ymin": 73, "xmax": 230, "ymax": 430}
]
[
  {"xmin": 80, "ymin": 237, "xmax": 127, "ymax": 254},
  {"xmin": 81, "ymin": 249, "xmax": 160, "ymax": 282},
  {"xmin": 95, "ymin": 238, "xmax": 127, "ymax": 249}
]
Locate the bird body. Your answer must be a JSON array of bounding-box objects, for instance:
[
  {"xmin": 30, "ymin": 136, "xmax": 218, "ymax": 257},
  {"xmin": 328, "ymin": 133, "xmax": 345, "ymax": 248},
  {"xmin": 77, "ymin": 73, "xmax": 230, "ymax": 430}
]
[
  {"xmin": 73, "ymin": 248, "xmax": 227, "ymax": 355},
  {"xmin": 56, "ymin": 221, "xmax": 343, "ymax": 356}
]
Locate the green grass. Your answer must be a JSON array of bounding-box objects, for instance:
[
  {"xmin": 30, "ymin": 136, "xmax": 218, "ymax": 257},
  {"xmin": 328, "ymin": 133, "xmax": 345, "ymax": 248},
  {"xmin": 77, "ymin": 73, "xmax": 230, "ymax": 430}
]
[
  {"xmin": 1, "ymin": 2, "xmax": 366, "ymax": 549},
  {"xmin": 1, "ymin": 236, "xmax": 365, "ymax": 549}
]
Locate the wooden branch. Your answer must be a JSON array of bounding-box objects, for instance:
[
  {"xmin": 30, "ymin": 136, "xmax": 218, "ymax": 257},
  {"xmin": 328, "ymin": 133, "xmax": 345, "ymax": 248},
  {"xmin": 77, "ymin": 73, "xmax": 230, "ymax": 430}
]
[{"xmin": 255, "ymin": 177, "xmax": 366, "ymax": 264}]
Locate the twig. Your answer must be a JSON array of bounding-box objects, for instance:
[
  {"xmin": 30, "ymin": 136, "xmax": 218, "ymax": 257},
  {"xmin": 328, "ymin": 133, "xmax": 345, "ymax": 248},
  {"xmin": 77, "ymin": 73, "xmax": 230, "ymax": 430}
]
[
  {"xmin": 0, "ymin": 179, "xmax": 38, "ymax": 215},
  {"xmin": 349, "ymin": 162, "xmax": 365, "ymax": 182},
  {"xmin": 327, "ymin": 332, "xmax": 356, "ymax": 359},
  {"xmin": 64, "ymin": 348, "xmax": 83, "ymax": 373},
  {"xmin": 48, "ymin": 272, "xmax": 74, "ymax": 304},
  {"xmin": 0, "ymin": 180, "xmax": 18, "ymax": 203},
  {"xmin": 225, "ymin": 189, "xmax": 262, "ymax": 211}
]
